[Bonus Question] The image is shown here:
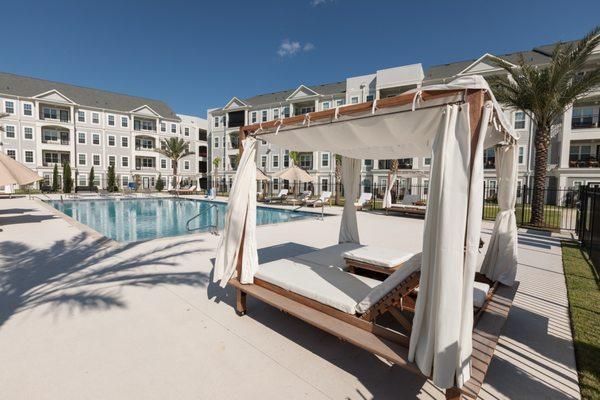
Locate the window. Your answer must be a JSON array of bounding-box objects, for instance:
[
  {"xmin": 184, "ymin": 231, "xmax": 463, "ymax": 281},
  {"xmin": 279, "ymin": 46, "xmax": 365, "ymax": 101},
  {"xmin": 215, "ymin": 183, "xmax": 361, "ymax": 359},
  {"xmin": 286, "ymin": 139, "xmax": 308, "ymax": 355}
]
[
  {"xmin": 78, "ymin": 132, "xmax": 86, "ymax": 144},
  {"xmin": 283, "ymin": 150, "xmax": 290, "ymax": 168},
  {"xmin": 322, "ymin": 102, "xmax": 330, "ymax": 110},
  {"xmin": 184, "ymin": 160, "xmax": 190, "ymax": 170},
  {"xmin": 121, "ymin": 137, "xmax": 129, "ymax": 147},
  {"xmin": 321, "ymin": 152, "xmax": 329, "ymax": 168},
  {"xmin": 108, "ymin": 156, "xmax": 116, "ymax": 166},
  {"xmin": 43, "ymin": 107, "xmax": 57, "ymax": 119},
  {"xmin": 6, "ymin": 149, "xmax": 16, "ymax": 159},
  {"xmin": 59, "ymin": 110, "xmax": 69, "ymax": 122},
  {"xmin": 299, "ymin": 153, "xmax": 312, "ymax": 169},
  {"xmin": 518, "ymin": 146, "xmax": 525, "ymax": 164},
  {"xmin": 335, "ymin": 99, "xmax": 345, "ymax": 107},
  {"xmin": 261, "ymin": 110, "xmax": 267, "ymax": 122},
  {"xmin": 171, "ymin": 123, "xmax": 176, "ymax": 133},
  {"xmin": 92, "ymin": 174, "xmax": 101, "ymax": 186},
  {"xmin": 77, "ymin": 111, "xmax": 85, "ymax": 122},
  {"xmin": 159, "ymin": 122, "xmax": 165, "ymax": 132},
  {"xmin": 93, "ymin": 154, "xmax": 101, "ymax": 166},
  {"xmin": 570, "ymin": 145, "xmax": 592, "ymax": 166},
  {"xmin": 366, "ymin": 95, "xmax": 374, "ymax": 102},
  {"xmin": 364, "ymin": 159, "xmax": 373, "ymax": 168},
  {"xmin": 78, "ymin": 154, "xmax": 87, "ymax": 166},
  {"xmin": 272, "ymin": 155, "xmax": 279, "ymax": 168},
  {"xmin": 273, "ymin": 178, "xmax": 279, "ymax": 190},
  {"xmin": 92, "ymin": 112, "xmax": 100, "ymax": 124},
  {"xmin": 122, "ymin": 175, "xmax": 129, "ymax": 186},
  {"xmin": 4, "ymin": 125, "xmax": 15, "ymax": 138},
  {"xmin": 92, "ymin": 133, "xmax": 100, "ymax": 145},
  {"xmin": 424, "ymin": 157, "xmax": 431, "ymax": 166},
  {"xmin": 484, "ymin": 148, "xmax": 495, "ymax": 169},
  {"xmin": 320, "ymin": 178, "xmax": 329, "ymax": 192},
  {"xmin": 78, "ymin": 175, "xmax": 87, "ymax": 186},
  {"xmin": 23, "ymin": 127, "xmax": 33, "ymax": 140},
  {"xmin": 283, "ymin": 106, "xmax": 290, "ymax": 118},
  {"xmin": 423, "ymin": 179, "xmax": 429, "ymax": 196},
  {"xmin": 514, "ymin": 111, "xmax": 526, "ymax": 130},
  {"xmin": 214, "ymin": 116, "xmax": 219, "ymax": 127},
  {"xmin": 273, "ymin": 108, "xmax": 280, "ymax": 119},
  {"xmin": 572, "ymin": 107, "xmax": 595, "ymax": 128},
  {"xmin": 108, "ymin": 135, "xmax": 116, "ymax": 146},
  {"xmin": 23, "ymin": 103, "xmax": 32, "ymax": 116},
  {"xmin": 5, "ymin": 101, "xmax": 14, "ymax": 114},
  {"xmin": 214, "ymin": 137, "xmax": 219, "ymax": 148},
  {"xmin": 121, "ymin": 156, "xmax": 129, "ymax": 167},
  {"xmin": 251, "ymin": 112, "xmax": 257, "ymax": 123},
  {"xmin": 24, "ymin": 150, "xmax": 34, "ymax": 163},
  {"xmin": 350, "ymin": 96, "xmax": 359, "ymax": 104},
  {"xmin": 261, "ymin": 155, "xmax": 267, "ymax": 168},
  {"xmin": 117, "ymin": 116, "xmax": 126, "ymax": 128},
  {"xmin": 107, "ymin": 115, "xmax": 115, "ymax": 126},
  {"xmin": 161, "ymin": 159, "xmax": 167, "ymax": 169},
  {"xmin": 184, "ymin": 127, "xmax": 189, "ymax": 136}
]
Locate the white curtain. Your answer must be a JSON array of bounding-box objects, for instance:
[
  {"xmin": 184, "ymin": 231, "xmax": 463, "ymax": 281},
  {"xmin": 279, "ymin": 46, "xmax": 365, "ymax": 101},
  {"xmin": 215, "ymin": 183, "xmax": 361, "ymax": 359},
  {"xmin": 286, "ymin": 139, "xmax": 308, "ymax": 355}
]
[
  {"xmin": 213, "ymin": 137, "xmax": 259, "ymax": 287},
  {"xmin": 382, "ymin": 172, "xmax": 397, "ymax": 208},
  {"xmin": 338, "ymin": 157, "xmax": 361, "ymax": 244},
  {"xmin": 480, "ymin": 144, "xmax": 519, "ymax": 286},
  {"xmin": 408, "ymin": 102, "xmax": 491, "ymax": 389}
]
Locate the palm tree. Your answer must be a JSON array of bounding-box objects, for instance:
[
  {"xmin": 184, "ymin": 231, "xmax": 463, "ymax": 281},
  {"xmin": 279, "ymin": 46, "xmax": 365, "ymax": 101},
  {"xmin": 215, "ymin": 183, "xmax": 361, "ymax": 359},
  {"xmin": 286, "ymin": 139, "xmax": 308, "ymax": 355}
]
[
  {"xmin": 489, "ymin": 27, "xmax": 600, "ymax": 225},
  {"xmin": 389, "ymin": 159, "xmax": 399, "ymax": 202},
  {"xmin": 289, "ymin": 151, "xmax": 299, "ymax": 166},
  {"xmin": 156, "ymin": 137, "xmax": 194, "ymax": 188},
  {"xmin": 212, "ymin": 156, "xmax": 221, "ymax": 190},
  {"xmin": 334, "ymin": 154, "xmax": 342, "ymax": 205}
]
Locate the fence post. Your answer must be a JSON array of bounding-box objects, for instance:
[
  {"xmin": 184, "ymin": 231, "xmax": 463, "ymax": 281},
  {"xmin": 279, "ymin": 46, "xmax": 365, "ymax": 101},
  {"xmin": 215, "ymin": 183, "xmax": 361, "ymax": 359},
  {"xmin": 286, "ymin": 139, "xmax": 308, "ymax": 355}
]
[
  {"xmin": 590, "ymin": 187, "xmax": 596, "ymax": 257},
  {"xmin": 521, "ymin": 184, "xmax": 527, "ymax": 227}
]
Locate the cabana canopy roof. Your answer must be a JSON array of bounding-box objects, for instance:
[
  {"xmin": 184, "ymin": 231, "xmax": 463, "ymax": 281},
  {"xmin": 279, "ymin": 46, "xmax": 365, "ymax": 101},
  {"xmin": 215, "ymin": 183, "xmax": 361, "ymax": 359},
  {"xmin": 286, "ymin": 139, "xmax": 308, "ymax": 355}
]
[{"xmin": 273, "ymin": 165, "xmax": 314, "ymax": 182}]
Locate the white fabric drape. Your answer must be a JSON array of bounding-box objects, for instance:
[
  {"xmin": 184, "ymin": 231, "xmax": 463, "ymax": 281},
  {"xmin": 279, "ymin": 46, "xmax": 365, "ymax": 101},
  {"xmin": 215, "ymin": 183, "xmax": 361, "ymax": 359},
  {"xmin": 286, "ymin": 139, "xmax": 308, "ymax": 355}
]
[
  {"xmin": 382, "ymin": 172, "xmax": 397, "ymax": 209},
  {"xmin": 338, "ymin": 157, "xmax": 361, "ymax": 244},
  {"xmin": 480, "ymin": 144, "xmax": 519, "ymax": 286},
  {"xmin": 408, "ymin": 102, "xmax": 491, "ymax": 389},
  {"xmin": 213, "ymin": 137, "xmax": 259, "ymax": 287}
]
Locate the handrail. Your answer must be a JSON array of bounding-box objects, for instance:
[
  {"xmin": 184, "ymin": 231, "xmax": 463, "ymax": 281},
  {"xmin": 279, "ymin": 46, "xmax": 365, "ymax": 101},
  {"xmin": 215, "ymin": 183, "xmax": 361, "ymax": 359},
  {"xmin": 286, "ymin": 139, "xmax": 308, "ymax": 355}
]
[{"xmin": 186, "ymin": 203, "xmax": 219, "ymax": 235}]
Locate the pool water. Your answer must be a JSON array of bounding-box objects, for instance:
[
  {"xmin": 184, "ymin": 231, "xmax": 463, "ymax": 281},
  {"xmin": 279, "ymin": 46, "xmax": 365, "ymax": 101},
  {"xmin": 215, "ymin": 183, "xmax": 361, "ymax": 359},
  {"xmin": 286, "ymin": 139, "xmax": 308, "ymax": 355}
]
[{"xmin": 48, "ymin": 198, "xmax": 315, "ymax": 243}]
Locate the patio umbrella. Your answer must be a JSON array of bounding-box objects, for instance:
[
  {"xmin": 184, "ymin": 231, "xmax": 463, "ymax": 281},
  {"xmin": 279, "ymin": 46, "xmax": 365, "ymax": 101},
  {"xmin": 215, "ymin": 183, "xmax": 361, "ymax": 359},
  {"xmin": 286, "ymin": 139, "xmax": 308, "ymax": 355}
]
[
  {"xmin": 0, "ymin": 152, "xmax": 41, "ymax": 186},
  {"xmin": 273, "ymin": 165, "xmax": 314, "ymax": 182},
  {"xmin": 256, "ymin": 168, "xmax": 269, "ymax": 181}
]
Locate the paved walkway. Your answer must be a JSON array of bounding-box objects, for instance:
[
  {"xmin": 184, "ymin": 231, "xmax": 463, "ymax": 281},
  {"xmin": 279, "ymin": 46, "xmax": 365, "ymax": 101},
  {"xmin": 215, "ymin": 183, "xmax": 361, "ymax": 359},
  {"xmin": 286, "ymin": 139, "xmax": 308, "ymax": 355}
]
[{"xmin": 0, "ymin": 197, "xmax": 580, "ymax": 399}]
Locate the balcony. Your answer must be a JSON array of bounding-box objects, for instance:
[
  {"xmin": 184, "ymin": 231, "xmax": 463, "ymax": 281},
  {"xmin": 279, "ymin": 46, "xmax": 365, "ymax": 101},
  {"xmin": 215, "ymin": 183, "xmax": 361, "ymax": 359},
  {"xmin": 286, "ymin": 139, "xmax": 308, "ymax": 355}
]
[
  {"xmin": 572, "ymin": 106, "xmax": 600, "ymax": 130},
  {"xmin": 42, "ymin": 138, "xmax": 70, "ymax": 146},
  {"xmin": 42, "ymin": 151, "xmax": 70, "ymax": 167},
  {"xmin": 569, "ymin": 158, "xmax": 600, "ymax": 168}
]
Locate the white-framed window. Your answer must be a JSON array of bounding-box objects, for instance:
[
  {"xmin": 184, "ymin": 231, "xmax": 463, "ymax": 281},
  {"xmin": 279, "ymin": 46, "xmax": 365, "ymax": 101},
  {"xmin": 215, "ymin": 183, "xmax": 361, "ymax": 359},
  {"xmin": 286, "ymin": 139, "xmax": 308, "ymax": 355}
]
[
  {"xmin": 184, "ymin": 127, "xmax": 189, "ymax": 136},
  {"xmin": 22, "ymin": 102, "xmax": 33, "ymax": 116},
  {"xmin": 273, "ymin": 108, "xmax": 280, "ymax": 119},
  {"xmin": 321, "ymin": 152, "xmax": 329, "ymax": 168},
  {"xmin": 273, "ymin": 178, "xmax": 279, "ymax": 190},
  {"xmin": 5, "ymin": 100, "xmax": 15, "ymax": 114},
  {"xmin": 283, "ymin": 106, "xmax": 290, "ymax": 118},
  {"xmin": 424, "ymin": 157, "xmax": 431, "ymax": 166},
  {"xmin": 92, "ymin": 112, "xmax": 100, "ymax": 124},
  {"xmin": 108, "ymin": 135, "xmax": 116, "ymax": 147},
  {"xmin": 121, "ymin": 136, "xmax": 129, "ymax": 147},
  {"xmin": 121, "ymin": 116, "xmax": 128, "ymax": 127},
  {"xmin": 335, "ymin": 99, "xmax": 345, "ymax": 107},
  {"xmin": 23, "ymin": 126, "xmax": 34, "ymax": 140},
  {"xmin": 23, "ymin": 150, "xmax": 34, "ymax": 163},
  {"xmin": 261, "ymin": 110, "xmax": 267, "ymax": 122},
  {"xmin": 366, "ymin": 94, "xmax": 374, "ymax": 102},
  {"xmin": 121, "ymin": 156, "xmax": 129, "ymax": 167},
  {"xmin": 161, "ymin": 159, "xmax": 167, "ymax": 169},
  {"xmin": 42, "ymin": 107, "xmax": 57, "ymax": 120},
  {"xmin": 92, "ymin": 133, "xmax": 100, "ymax": 145},
  {"xmin": 6, "ymin": 149, "xmax": 16, "ymax": 159},
  {"xmin": 423, "ymin": 179, "xmax": 429, "ymax": 196},
  {"xmin": 261, "ymin": 155, "xmax": 267, "ymax": 168},
  {"xmin": 322, "ymin": 101, "xmax": 330, "ymax": 110},
  {"xmin": 350, "ymin": 96, "xmax": 359, "ymax": 104},
  {"xmin": 320, "ymin": 177, "xmax": 329, "ymax": 192},
  {"xmin": 122, "ymin": 175, "xmax": 129, "ymax": 186},
  {"xmin": 214, "ymin": 116, "xmax": 219, "ymax": 127},
  {"xmin": 93, "ymin": 154, "xmax": 101, "ymax": 166},
  {"xmin": 283, "ymin": 150, "xmax": 290, "ymax": 168},
  {"xmin": 77, "ymin": 111, "xmax": 85, "ymax": 122},
  {"xmin": 171, "ymin": 123, "xmax": 176, "ymax": 133},
  {"xmin": 108, "ymin": 155, "xmax": 116, "ymax": 166},
  {"xmin": 107, "ymin": 114, "xmax": 115, "ymax": 126},
  {"xmin": 78, "ymin": 153, "xmax": 87, "ymax": 166},
  {"xmin": 251, "ymin": 112, "xmax": 257, "ymax": 123},
  {"xmin": 518, "ymin": 146, "xmax": 525, "ymax": 164},
  {"xmin": 161, "ymin": 122, "xmax": 166, "ymax": 132},
  {"xmin": 364, "ymin": 159, "xmax": 373, "ymax": 168},
  {"xmin": 93, "ymin": 174, "xmax": 101, "ymax": 186},
  {"xmin": 4, "ymin": 125, "xmax": 15, "ymax": 138},
  {"xmin": 77, "ymin": 175, "xmax": 87, "ymax": 186},
  {"xmin": 514, "ymin": 111, "xmax": 526, "ymax": 130},
  {"xmin": 272, "ymin": 154, "xmax": 279, "ymax": 168},
  {"xmin": 78, "ymin": 132, "xmax": 86, "ymax": 144},
  {"xmin": 214, "ymin": 137, "xmax": 219, "ymax": 148},
  {"xmin": 184, "ymin": 160, "xmax": 190, "ymax": 170}
]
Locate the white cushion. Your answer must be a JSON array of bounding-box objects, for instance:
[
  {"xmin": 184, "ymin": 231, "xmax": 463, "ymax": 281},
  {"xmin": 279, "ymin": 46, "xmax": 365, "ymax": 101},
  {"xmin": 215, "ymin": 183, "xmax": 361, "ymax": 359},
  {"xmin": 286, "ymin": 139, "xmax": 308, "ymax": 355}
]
[
  {"xmin": 294, "ymin": 243, "xmax": 364, "ymax": 271},
  {"xmin": 255, "ymin": 259, "xmax": 381, "ymax": 314},
  {"xmin": 390, "ymin": 203, "xmax": 427, "ymax": 211},
  {"xmin": 343, "ymin": 245, "xmax": 415, "ymax": 269},
  {"xmin": 355, "ymin": 253, "xmax": 422, "ymax": 313},
  {"xmin": 401, "ymin": 194, "xmax": 420, "ymax": 205},
  {"xmin": 473, "ymin": 281, "xmax": 490, "ymax": 308}
]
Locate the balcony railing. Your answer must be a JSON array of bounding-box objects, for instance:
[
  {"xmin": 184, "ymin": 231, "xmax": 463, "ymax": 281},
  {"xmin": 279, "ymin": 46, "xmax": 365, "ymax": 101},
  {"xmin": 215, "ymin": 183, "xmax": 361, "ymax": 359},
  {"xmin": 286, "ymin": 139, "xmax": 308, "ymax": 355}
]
[
  {"xmin": 42, "ymin": 139, "xmax": 70, "ymax": 145},
  {"xmin": 135, "ymin": 165, "xmax": 156, "ymax": 171},
  {"xmin": 569, "ymin": 158, "xmax": 600, "ymax": 168},
  {"xmin": 572, "ymin": 108, "xmax": 600, "ymax": 129},
  {"xmin": 135, "ymin": 146, "xmax": 155, "ymax": 151},
  {"xmin": 43, "ymin": 160, "xmax": 70, "ymax": 167}
]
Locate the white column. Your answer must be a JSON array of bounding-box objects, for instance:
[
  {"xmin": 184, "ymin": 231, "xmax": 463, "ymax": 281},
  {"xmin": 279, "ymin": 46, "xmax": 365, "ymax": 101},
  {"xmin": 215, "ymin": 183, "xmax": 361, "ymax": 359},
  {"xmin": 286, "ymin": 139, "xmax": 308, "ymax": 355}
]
[{"xmin": 559, "ymin": 106, "xmax": 573, "ymax": 169}]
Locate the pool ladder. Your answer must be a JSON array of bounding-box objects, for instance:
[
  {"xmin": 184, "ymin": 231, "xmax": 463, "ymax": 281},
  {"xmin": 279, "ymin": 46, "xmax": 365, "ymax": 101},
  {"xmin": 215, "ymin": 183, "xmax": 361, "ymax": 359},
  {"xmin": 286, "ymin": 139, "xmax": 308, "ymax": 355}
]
[{"xmin": 186, "ymin": 203, "xmax": 219, "ymax": 235}]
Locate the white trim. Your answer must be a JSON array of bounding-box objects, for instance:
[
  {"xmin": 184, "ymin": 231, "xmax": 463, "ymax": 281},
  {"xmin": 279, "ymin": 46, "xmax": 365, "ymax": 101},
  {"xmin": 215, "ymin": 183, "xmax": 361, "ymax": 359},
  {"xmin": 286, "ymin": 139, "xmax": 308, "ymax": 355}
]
[
  {"xmin": 22, "ymin": 101, "xmax": 34, "ymax": 117},
  {"xmin": 121, "ymin": 136, "xmax": 129, "ymax": 148},
  {"xmin": 92, "ymin": 153, "xmax": 101, "ymax": 167},
  {"xmin": 222, "ymin": 96, "xmax": 249, "ymax": 110},
  {"xmin": 5, "ymin": 148, "xmax": 17, "ymax": 160},
  {"xmin": 3, "ymin": 124, "xmax": 16, "ymax": 138},
  {"xmin": 121, "ymin": 116, "xmax": 129, "ymax": 128},
  {"xmin": 457, "ymin": 53, "xmax": 516, "ymax": 76},
  {"xmin": 285, "ymin": 84, "xmax": 319, "ymax": 101},
  {"xmin": 107, "ymin": 114, "xmax": 116, "ymax": 126},
  {"xmin": 32, "ymin": 89, "xmax": 76, "ymax": 104},
  {"xmin": 107, "ymin": 134, "xmax": 116, "ymax": 147},
  {"xmin": 78, "ymin": 131, "xmax": 86, "ymax": 144},
  {"xmin": 22, "ymin": 126, "xmax": 34, "ymax": 141},
  {"xmin": 77, "ymin": 153, "xmax": 87, "ymax": 166},
  {"xmin": 91, "ymin": 112, "xmax": 100, "ymax": 125},
  {"xmin": 91, "ymin": 132, "xmax": 101, "ymax": 146},
  {"xmin": 77, "ymin": 110, "xmax": 86, "ymax": 123},
  {"xmin": 121, "ymin": 155, "xmax": 129, "ymax": 168}
]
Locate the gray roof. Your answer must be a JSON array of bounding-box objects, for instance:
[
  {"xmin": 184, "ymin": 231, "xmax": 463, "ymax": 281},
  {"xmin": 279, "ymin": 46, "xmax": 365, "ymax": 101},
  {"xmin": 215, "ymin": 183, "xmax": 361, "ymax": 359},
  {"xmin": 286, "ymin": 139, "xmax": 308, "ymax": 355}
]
[
  {"xmin": 425, "ymin": 50, "xmax": 551, "ymax": 81},
  {"xmin": 0, "ymin": 72, "xmax": 179, "ymax": 120},
  {"xmin": 533, "ymin": 39, "xmax": 579, "ymax": 57},
  {"xmin": 241, "ymin": 81, "xmax": 346, "ymax": 107}
]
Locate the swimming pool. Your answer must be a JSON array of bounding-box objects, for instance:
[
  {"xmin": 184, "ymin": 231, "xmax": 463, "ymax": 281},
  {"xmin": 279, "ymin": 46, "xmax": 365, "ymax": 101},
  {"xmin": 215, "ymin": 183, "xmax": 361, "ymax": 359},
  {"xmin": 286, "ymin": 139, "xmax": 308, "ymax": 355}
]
[{"xmin": 48, "ymin": 198, "xmax": 315, "ymax": 243}]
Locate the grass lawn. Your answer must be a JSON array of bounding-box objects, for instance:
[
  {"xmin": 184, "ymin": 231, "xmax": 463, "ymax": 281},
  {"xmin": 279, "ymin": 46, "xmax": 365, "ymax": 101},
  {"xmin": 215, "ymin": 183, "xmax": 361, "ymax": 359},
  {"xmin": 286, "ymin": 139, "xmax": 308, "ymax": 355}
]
[
  {"xmin": 484, "ymin": 204, "xmax": 563, "ymax": 228},
  {"xmin": 561, "ymin": 241, "xmax": 600, "ymax": 399}
]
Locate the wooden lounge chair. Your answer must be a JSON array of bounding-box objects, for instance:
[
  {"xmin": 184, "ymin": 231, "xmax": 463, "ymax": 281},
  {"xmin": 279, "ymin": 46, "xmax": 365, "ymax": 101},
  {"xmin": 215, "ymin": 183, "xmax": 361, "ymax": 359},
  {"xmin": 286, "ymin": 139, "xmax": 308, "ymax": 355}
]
[
  {"xmin": 264, "ymin": 189, "xmax": 288, "ymax": 203},
  {"xmin": 354, "ymin": 192, "xmax": 373, "ymax": 211},
  {"xmin": 230, "ymin": 254, "xmax": 517, "ymax": 400},
  {"xmin": 286, "ymin": 190, "xmax": 311, "ymax": 206},
  {"xmin": 343, "ymin": 245, "xmax": 415, "ymax": 276},
  {"xmin": 387, "ymin": 194, "xmax": 427, "ymax": 216},
  {"xmin": 305, "ymin": 191, "xmax": 332, "ymax": 207},
  {"xmin": 178, "ymin": 185, "xmax": 197, "ymax": 195}
]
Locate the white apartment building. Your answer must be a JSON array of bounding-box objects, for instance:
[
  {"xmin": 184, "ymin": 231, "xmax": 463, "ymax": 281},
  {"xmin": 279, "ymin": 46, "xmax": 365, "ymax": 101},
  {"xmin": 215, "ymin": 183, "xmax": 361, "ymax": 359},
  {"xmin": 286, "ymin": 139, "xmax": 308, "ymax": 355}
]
[
  {"xmin": 0, "ymin": 72, "xmax": 207, "ymax": 191},
  {"xmin": 208, "ymin": 38, "xmax": 600, "ymax": 200}
]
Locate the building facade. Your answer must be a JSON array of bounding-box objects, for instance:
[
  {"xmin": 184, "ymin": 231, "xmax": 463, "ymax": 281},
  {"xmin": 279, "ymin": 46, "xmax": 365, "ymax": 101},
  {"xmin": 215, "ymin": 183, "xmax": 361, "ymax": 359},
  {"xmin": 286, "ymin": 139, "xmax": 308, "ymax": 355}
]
[{"xmin": 0, "ymin": 72, "xmax": 207, "ymax": 191}]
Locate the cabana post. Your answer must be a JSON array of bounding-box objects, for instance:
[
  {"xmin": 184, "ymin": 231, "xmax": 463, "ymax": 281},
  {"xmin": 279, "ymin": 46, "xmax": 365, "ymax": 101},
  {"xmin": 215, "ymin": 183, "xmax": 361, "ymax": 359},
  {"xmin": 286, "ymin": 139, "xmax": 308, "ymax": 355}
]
[{"xmin": 215, "ymin": 76, "xmax": 519, "ymax": 400}]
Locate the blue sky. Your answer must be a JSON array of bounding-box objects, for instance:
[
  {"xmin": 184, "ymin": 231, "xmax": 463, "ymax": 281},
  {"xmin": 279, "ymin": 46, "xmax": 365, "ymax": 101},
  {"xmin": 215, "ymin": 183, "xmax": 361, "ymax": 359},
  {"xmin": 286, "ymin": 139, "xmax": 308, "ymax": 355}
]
[{"xmin": 2, "ymin": 0, "xmax": 599, "ymax": 117}]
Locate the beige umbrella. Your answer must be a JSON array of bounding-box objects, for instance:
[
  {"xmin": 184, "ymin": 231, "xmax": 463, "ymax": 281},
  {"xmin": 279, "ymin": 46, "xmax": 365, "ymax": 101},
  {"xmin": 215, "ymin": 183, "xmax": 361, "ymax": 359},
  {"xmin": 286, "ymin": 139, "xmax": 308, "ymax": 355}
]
[
  {"xmin": 0, "ymin": 152, "xmax": 41, "ymax": 186},
  {"xmin": 273, "ymin": 165, "xmax": 314, "ymax": 182},
  {"xmin": 256, "ymin": 168, "xmax": 269, "ymax": 181}
]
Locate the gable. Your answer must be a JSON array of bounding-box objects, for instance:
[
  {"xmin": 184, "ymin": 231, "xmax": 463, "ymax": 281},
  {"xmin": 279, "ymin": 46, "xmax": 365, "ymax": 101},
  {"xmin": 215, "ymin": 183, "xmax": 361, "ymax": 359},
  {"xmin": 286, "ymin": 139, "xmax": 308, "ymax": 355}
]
[
  {"xmin": 130, "ymin": 105, "xmax": 160, "ymax": 117},
  {"xmin": 286, "ymin": 85, "xmax": 319, "ymax": 101},
  {"xmin": 223, "ymin": 97, "xmax": 248, "ymax": 110},
  {"xmin": 458, "ymin": 54, "xmax": 511, "ymax": 76},
  {"xmin": 33, "ymin": 90, "xmax": 74, "ymax": 104}
]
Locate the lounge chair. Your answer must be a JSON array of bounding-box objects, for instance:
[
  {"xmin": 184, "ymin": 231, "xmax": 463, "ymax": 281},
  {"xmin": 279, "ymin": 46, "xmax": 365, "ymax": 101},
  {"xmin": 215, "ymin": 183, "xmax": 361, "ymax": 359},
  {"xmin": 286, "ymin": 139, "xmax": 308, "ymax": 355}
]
[
  {"xmin": 343, "ymin": 245, "xmax": 415, "ymax": 276},
  {"xmin": 354, "ymin": 192, "xmax": 373, "ymax": 210},
  {"xmin": 98, "ymin": 189, "xmax": 109, "ymax": 197},
  {"xmin": 264, "ymin": 189, "xmax": 288, "ymax": 203},
  {"xmin": 122, "ymin": 187, "xmax": 135, "ymax": 197},
  {"xmin": 178, "ymin": 185, "xmax": 197, "ymax": 195},
  {"xmin": 143, "ymin": 188, "xmax": 154, "ymax": 197},
  {"xmin": 287, "ymin": 190, "xmax": 311, "ymax": 206},
  {"xmin": 387, "ymin": 194, "xmax": 427, "ymax": 216},
  {"xmin": 305, "ymin": 191, "xmax": 332, "ymax": 207}
]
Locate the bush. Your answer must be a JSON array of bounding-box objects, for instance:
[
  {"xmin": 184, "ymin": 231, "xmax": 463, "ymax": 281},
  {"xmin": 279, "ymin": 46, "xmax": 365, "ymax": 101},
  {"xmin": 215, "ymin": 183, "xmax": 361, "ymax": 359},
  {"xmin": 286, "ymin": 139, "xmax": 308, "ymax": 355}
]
[
  {"xmin": 107, "ymin": 165, "xmax": 117, "ymax": 192},
  {"xmin": 155, "ymin": 174, "xmax": 165, "ymax": 192},
  {"xmin": 62, "ymin": 163, "xmax": 73, "ymax": 193},
  {"xmin": 52, "ymin": 164, "xmax": 60, "ymax": 192}
]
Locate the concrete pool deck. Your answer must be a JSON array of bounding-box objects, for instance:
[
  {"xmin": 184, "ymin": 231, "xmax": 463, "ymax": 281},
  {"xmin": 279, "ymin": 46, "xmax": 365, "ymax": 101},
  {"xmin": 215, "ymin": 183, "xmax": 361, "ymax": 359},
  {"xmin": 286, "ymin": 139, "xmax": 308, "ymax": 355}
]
[{"xmin": 0, "ymin": 196, "xmax": 580, "ymax": 399}]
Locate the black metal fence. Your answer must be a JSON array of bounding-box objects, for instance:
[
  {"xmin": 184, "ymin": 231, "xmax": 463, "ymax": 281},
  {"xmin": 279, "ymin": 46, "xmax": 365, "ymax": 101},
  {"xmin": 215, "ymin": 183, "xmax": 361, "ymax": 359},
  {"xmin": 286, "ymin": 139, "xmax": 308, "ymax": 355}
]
[{"xmin": 577, "ymin": 186, "xmax": 600, "ymax": 274}]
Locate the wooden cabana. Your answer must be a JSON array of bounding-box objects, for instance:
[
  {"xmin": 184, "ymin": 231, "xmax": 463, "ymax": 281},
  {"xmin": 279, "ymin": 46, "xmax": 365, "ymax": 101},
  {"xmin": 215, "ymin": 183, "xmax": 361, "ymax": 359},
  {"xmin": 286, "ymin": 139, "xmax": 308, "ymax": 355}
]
[{"xmin": 213, "ymin": 76, "xmax": 520, "ymax": 399}]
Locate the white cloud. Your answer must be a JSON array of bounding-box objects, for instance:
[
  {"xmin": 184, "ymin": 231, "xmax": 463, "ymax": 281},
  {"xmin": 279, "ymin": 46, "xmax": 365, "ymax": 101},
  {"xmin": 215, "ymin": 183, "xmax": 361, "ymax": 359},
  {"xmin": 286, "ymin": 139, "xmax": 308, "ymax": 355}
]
[
  {"xmin": 277, "ymin": 40, "xmax": 315, "ymax": 57},
  {"xmin": 310, "ymin": 0, "xmax": 331, "ymax": 6}
]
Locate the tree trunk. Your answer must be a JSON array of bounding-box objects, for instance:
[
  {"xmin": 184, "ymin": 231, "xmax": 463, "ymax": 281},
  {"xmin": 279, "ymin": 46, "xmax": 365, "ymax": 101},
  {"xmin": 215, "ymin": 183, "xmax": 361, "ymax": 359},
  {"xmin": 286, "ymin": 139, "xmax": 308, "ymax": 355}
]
[
  {"xmin": 172, "ymin": 161, "xmax": 178, "ymax": 189},
  {"xmin": 530, "ymin": 127, "xmax": 550, "ymax": 226}
]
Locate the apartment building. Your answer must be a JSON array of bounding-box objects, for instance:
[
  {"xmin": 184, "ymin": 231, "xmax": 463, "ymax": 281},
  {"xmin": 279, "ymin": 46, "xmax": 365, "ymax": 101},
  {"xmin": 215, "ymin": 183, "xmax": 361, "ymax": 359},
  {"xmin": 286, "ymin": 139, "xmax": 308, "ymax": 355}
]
[{"xmin": 0, "ymin": 72, "xmax": 207, "ymax": 191}]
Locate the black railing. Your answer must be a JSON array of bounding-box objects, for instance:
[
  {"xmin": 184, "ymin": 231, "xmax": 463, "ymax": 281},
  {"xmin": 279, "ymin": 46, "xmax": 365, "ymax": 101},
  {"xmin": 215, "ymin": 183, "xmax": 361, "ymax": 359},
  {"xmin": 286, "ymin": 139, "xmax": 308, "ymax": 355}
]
[{"xmin": 578, "ymin": 185, "xmax": 600, "ymax": 275}]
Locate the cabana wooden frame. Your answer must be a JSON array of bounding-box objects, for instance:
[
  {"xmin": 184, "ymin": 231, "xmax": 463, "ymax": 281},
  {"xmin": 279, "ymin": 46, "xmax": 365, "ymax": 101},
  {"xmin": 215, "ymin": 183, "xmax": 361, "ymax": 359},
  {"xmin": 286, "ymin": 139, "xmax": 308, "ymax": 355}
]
[{"xmin": 228, "ymin": 89, "xmax": 518, "ymax": 400}]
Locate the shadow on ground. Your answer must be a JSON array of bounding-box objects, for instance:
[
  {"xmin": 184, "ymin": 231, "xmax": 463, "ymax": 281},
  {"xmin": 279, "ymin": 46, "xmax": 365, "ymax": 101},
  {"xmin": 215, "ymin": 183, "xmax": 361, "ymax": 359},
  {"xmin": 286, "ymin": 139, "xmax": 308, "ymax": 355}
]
[{"xmin": 0, "ymin": 232, "xmax": 209, "ymax": 328}]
